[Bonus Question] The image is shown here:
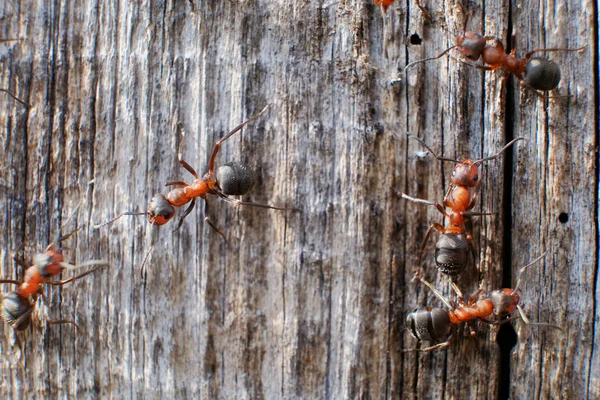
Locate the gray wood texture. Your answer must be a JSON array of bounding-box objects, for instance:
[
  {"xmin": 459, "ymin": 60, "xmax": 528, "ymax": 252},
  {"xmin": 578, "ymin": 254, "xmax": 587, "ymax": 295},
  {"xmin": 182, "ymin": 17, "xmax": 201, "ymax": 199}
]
[{"xmin": 0, "ymin": 0, "xmax": 597, "ymax": 398}]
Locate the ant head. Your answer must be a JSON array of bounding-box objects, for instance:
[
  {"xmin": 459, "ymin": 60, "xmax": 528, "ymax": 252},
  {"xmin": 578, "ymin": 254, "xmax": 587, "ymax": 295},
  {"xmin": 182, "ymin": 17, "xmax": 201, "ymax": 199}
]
[
  {"xmin": 147, "ymin": 194, "xmax": 175, "ymax": 226},
  {"xmin": 524, "ymin": 57, "xmax": 561, "ymax": 91},
  {"xmin": 216, "ymin": 162, "xmax": 255, "ymax": 196},
  {"xmin": 406, "ymin": 307, "xmax": 451, "ymax": 341},
  {"xmin": 451, "ymin": 160, "xmax": 480, "ymax": 187},
  {"xmin": 1, "ymin": 292, "xmax": 32, "ymax": 330},
  {"xmin": 489, "ymin": 289, "xmax": 520, "ymax": 317},
  {"xmin": 32, "ymin": 250, "xmax": 65, "ymax": 278},
  {"xmin": 456, "ymin": 32, "xmax": 485, "ymax": 61}
]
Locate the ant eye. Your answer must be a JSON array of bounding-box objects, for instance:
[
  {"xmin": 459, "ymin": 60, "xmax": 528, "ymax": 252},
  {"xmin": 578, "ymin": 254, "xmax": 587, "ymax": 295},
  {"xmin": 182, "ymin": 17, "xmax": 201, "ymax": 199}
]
[
  {"xmin": 452, "ymin": 171, "xmax": 456, "ymax": 176},
  {"xmin": 473, "ymin": 175, "xmax": 478, "ymax": 182}
]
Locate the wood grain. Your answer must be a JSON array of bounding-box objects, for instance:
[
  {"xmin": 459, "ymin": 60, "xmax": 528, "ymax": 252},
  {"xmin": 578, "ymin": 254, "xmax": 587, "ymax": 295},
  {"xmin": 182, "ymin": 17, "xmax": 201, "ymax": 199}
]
[{"xmin": 0, "ymin": 0, "xmax": 596, "ymax": 398}]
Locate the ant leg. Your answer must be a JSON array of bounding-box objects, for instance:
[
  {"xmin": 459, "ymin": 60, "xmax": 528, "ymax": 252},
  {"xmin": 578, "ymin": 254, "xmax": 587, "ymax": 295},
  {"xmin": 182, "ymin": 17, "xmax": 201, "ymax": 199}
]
[
  {"xmin": 173, "ymin": 199, "xmax": 196, "ymax": 232},
  {"xmin": 11, "ymin": 243, "xmax": 29, "ymax": 270},
  {"xmin": 178, "ymin": 158, "xmax": 199, "ymax": 180},
  {"xmin": 463, "ymin": 211, "xmax": 497, "ymax": 217},
  {"xmin": 415, "ymin": 0, "xmax": 434, "ymax": 22},
  {"xmin": 520, "ymin": 82, "xmax": 572, "ymax": 99},
  {"xmin": 0, "ymin": 88, "xmax": 30, "ymax": 107},
  {"xmin": 416, "ymin": 223, "xmax": 445, "ymax": 275},
  {"xmin": 46, "ymin": 264, "xmax": 106, "ymax": 286},
  {"xmin": 203, "ymin": 199, "xmax": 229, "ymax": 245},
  {"xmin": 12, "ymin": 307, "xmax": 35, "ymax": 330},
  {"xmin": 0, "ymin": 279, "xmax": 22, "ymax": 286},
  {"xmin": 465, "ymin": 322, "xmax": 477, "ymax": 337},
  {"xmin": 418, "ymin": 275, "xmax": 454, "ymax": 309},
  {"xmin": 47, "ymin": 318, "xmax": 80, "ymax": 331},
  {"xmin": 525, "ymin": 45, "xmax": 586, "ymax": 59},
  {"xmin": 476, "ymin": 137, "xmax": 526, "ymax": 163},
  {"xmin": 449, "ymin": 281, "xmax": 467, "ymax": 302},
  {"xmin": 513, "ymin": 251, "xmax": 546, "ymax": 292},
  {"xmin": 412, "ymin": 337, "xmax": 452, "ymax": 352},
  {"xmin": 217, "ymin": 192, "xmax": 292, "ymax": 211},
  {"xmin": 401, "ymin": 193, "xmax": 449, "ymax": 218},
  {"xmin": 208, "ymin": 105, "xmax": 269, "ymax": 173},
  {"xmin": 165, "ymin": 181, "xmax": 188, "ymax": 187},
  {"xmin": 479, "ymin": 316, "xmax": 519, "ymax": 326}
]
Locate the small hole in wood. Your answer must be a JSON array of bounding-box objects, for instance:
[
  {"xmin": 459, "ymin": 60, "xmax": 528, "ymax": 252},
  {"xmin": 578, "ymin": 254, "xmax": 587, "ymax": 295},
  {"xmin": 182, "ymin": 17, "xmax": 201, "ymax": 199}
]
[
  {"xmin": 410, "ymin": 33, "xmax": 422, "ymax": 45},
  {"xmin": 558, "ymin": 212, "xmax": 569, "ymax": 224}
]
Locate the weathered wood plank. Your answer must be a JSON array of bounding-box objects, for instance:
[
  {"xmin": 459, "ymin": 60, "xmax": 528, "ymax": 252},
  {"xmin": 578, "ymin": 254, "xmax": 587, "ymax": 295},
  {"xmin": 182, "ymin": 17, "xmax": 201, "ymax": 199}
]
[{"xmin": 0, "ymin": 0, "xmax": 596, "ymax": 399}]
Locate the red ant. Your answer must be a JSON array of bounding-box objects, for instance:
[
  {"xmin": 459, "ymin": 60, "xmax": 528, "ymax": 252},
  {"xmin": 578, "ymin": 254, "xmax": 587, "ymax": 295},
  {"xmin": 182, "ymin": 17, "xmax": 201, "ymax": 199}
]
[
  {"xmin": 94, "ymin": 105, "xmax": 290, "ymax": 242},
  {"xmin": 402, "ymin": 135, "xmax": 524, "ymax": 277},
  {"xmin": 405, "ymin": 252, "xmax": 559, "ymax": 352},
  {"xmin": 373, "ymin": 0, "xmax": 394, "ymax": 13},
  {"xmin": 0, "ymin": 229, "xmax": 108, "ymax": 331},
  {"xmin": 404, "ymin": 16, "xmax": 585, "ymax": 96}
]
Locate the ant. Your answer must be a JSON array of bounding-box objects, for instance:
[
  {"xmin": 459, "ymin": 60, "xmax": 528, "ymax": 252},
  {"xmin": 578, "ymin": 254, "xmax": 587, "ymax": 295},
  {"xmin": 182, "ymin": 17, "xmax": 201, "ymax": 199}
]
[
  {"xmin": 404, "ymin": 13, "xmax": 585, "ymax": 96},
  {"xmin": 94, "ymin": 105, "xmax": 290, "ymax": 241},
  {"xmin": 373, "ymin": 0, "xmax": 394, "ymax": 13},
  {"xmin": 0, "ymin": 229, "xmax": 108, "ymax": 331},
  {"xmin": 405, "ymin": 252, "xmax": 559, "ymax": 352},
  {"xmin": 402, "ymin": 135, "xmax": 524, "ymax": 277}
]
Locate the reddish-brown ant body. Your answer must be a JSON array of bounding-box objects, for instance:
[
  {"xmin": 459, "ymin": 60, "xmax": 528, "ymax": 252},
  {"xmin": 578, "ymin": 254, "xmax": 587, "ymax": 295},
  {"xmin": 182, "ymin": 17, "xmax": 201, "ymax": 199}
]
[
  {"xmin": 405, "ymin": 253, "xmax": 557, "ymax": 351},
  {"xmin": 373, "ymin": 0, "xmax": 394, "ymax": 12},
  {"xmin": 402, "ymin": 135, "xmax": 524, "ymax": 276},
  {"xmin": 405, "ymin": 22, "xmax": 585, "ymax": 95},
  {"xmin": 0, "ymin": 230, "xmax": 107, "ymax": 331},
  {"xmin": 95, "ymin": 105, "xmax": 289, "ymax": 240}
]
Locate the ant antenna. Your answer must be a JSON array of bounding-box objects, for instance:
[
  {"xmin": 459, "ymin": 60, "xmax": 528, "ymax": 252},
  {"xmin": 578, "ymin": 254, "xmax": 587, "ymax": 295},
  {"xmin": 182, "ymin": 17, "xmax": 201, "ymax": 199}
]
[
  {"xmin": 93, "ymin": 211, "xmax": 147, "ymax": 229},
  {"xmin": 475, "ymin": 137, "xmax": 526, "ymax": 164},
  {"xmin": 0, "ymin": 88, "xmax": 31, "ymax": 108},
  {"xmin": 404, "ymin": 46, "xmax": 457, "ymax": 76},
  {"xmin": 418, "ymin": 276, "xmax": 454, "ymax": 309},
  {"xmin": 525, "ymin": 45, "xmax": 587, "ymax": 59},
  {"xmin": 513, "ymin": 251, "xmax": 547, "ymax": 293},
  {"xmin": 407, "ymin": 135, "xmax": 460, "ymax": 163}
]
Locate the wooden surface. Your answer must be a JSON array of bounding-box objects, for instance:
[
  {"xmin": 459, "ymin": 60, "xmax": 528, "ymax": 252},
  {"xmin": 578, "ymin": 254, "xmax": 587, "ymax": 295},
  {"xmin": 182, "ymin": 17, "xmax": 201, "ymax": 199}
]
[{"xmin": 0, "ymin": 0, "xmax": 597, "ymax": 398}]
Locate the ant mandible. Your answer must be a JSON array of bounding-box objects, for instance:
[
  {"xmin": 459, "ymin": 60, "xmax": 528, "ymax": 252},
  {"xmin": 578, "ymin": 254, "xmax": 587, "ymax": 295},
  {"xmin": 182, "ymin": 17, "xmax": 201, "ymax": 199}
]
[
  {"xmin": 402, "ymin": 135, "xmax": 524, "ymax": 277},
  {"xmin": 405, "ymin": 252, "xmax": 559, "ymax": 352},
  {"xmin": 0, "ymin": 229, "xmax": 108, "ymax": 331},
  {"xmin": 94, "ymin": 105, "xmax": 289, "ymax": 241},
  {"xmin": 404, "ymin": 15, "xmax": 585, "ymax": 95}
]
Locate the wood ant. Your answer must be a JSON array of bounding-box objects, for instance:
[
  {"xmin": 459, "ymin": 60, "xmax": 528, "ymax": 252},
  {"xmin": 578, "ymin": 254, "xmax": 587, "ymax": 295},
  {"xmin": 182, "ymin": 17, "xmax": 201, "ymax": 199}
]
[
  {"xmin": 402, "ymin": 135, "xmax": 524, "ymax": 277},
  {"xmin": 404, "ymin": 19, "xmax": 585, "ymax": 96},
  {"xmin": 405, "ymin": 253, "xmax": 559, "ymax": 352},
  {"xmin": 0, "ymin": 230, "xmax": 108, "ymax": 331},
  {"xmin": 94, "ymin": 105, "xmax": 290, "ymax": 242},
  {"xmin": 373, "ymin": 0, "xmax": 394, "ymax": 13}
]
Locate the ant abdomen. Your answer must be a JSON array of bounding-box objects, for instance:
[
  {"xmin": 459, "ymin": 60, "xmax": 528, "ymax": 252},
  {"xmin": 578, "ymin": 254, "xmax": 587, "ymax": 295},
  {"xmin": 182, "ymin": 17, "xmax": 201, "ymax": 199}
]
[
  {"xmin": 524, "ymin": 57, "xmax": 561, "ymax": 91},
  {"xmin": 435, "ymin": 233, "xmax": 469, "ymax": 276},
  {"xmin": 216, "ymin": 161, "xmax": 255, "ymax": 196},
  {"xmin": 1, "ymin": 292, "xmax": 32, "ymax": 330},
  {"xmin": 405, "ymin": 307, "xmax": 451, "ymax": 341},
  {"xmin": 147, "ymin": 194, "xmax": 176, "ymax": 226}
]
